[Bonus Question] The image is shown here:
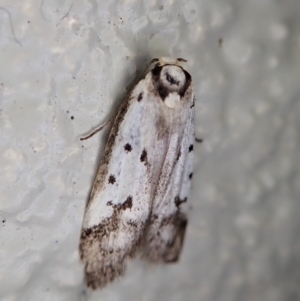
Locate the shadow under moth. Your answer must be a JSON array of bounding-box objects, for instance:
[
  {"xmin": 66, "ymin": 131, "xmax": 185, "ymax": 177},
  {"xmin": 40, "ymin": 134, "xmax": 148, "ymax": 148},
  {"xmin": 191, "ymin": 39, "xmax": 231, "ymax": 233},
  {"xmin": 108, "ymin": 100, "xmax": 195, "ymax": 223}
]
[{"xmin": 79, "ymin": 57, "xmax": 194, "ymax": 289}]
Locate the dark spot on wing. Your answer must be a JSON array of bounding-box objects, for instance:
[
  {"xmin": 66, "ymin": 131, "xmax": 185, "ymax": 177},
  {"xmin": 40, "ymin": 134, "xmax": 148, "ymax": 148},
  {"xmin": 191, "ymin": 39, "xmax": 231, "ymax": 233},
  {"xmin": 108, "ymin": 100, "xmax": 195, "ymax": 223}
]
[
  {"xmin": 144, "ymin": 210, "xmax": 188, "ymax": 263},
  {"xmin": 189, "ymin": 144, "xmax": 193, "ymax": 152},
  {"xmin": 80, "ymin": 195, "xmax": 143, "ymax": 288},
  {"xmin": 84, "ymin": 228, "xmax": 91, "ymax": 236},
  {"xmin": 177, "ymin": 217, "xmax": 187, "ymax": 231},
  {"xmin": 121, "ymin": 196, "xmax": 133, "ymax": 210},
  {"xmin": 106, "ymin": 197, "xmax": 132, "ymax": 210},
  {"xmin": 189, "ymin": 173, "xmax": 193, "ymax": 179},
  {"xmin": 124, "ymin": 143, "xmax": 132, "ymax": 152},
  {"xmin": 174, "ymin": 196, "xmax": 187, "ymax": 207},
  {"xmin": 140, "ymin": 149, "xmax": 147, "ymax": 163},
  {"xmin": 108, "ymin": 175, "xmax": 116, "ymax": 184},
  {"xmin": 137, "ymin": 92, "xmax": 143, "ymax": 102}
]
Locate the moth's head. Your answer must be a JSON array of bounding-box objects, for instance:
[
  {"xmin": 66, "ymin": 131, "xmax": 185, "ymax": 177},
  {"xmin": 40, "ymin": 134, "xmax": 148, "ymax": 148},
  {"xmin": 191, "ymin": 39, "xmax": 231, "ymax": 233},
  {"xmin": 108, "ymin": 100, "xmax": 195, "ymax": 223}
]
[{"xmin": 150, "ymin": 57, "xmax": 192, "ymax": 108}]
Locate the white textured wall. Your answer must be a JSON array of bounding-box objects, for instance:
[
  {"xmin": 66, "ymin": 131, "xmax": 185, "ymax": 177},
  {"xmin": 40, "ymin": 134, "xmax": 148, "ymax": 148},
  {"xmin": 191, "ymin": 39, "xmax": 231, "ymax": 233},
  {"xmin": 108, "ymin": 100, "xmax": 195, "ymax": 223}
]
[{"xmin": 0, "ymin": 1, "xmax": 299, "ymax": 301}]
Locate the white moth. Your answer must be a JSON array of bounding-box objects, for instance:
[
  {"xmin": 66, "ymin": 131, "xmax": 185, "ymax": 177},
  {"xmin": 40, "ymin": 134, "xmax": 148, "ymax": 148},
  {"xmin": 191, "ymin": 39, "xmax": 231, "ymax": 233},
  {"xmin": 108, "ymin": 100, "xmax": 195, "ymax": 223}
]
[{"xmin": 79, "ymin": 57, "xmax": 194, "ymax": 289}]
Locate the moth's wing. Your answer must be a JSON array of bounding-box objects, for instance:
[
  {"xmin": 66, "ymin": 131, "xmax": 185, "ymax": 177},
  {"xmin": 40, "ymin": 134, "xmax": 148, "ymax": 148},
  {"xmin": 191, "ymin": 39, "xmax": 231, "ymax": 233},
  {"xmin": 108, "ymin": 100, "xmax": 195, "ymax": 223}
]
[
  {"xmin": 79, "ymin": 78, "xmax": 171, "ymax": 289},
  {"xmin": 142, "ymin": 95, "xmax": 195, "ymax": 263},
  {"xmin": 80, "ymin": 61, "xmax": 193, "ymax": 289}
]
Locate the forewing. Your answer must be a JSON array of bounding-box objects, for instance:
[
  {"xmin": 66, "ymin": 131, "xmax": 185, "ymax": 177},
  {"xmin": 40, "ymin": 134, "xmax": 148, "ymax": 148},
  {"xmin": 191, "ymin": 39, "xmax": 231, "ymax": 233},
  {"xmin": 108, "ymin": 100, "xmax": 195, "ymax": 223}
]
[
  {"xmin": 142, "ymin": 96, "xmax": 195, "ymax": 263},
  {"xmin": 79, "ymin": 76, "xmax": 172, "ymax": 288}
]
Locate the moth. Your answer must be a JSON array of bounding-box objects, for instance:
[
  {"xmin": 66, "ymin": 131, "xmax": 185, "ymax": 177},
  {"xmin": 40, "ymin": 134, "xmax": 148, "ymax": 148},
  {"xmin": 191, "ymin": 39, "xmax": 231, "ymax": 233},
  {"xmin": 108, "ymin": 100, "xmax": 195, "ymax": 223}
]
[{"xmin": 79, "ymin": 57, "xmax": 194, "ymax": 289}]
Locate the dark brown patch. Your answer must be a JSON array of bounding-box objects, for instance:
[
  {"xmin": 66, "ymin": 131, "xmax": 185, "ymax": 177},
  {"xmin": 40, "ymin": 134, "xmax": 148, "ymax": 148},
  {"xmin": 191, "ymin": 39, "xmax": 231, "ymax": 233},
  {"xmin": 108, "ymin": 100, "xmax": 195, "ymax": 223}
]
[
  {"xmin": 84, "ymin": 228, "xmax": 92, "ymax": 236},
  {"xmin": 195, "ymin": 138, "xmax": 203, "ymax": 143},
  {"xmin": 137, "ymin": 92, "xmax": 143, "ymax": 102},
  {"xmin": 189, "ymin": 144, "xmax": 193, "ymax": 152},
  {"xmin": 189, "ymin": 173, "xmax": 193, "ymax": 179},
  {"xmin": 124, "ymin": 143, "xmax": 132, "ymax": 152},
  {"xmin": 79, "ymin": 222, "xmax": 126, "ymax": 287},
  {"xmin": 121, "ymin": 196, "xmax": 133, "ymax": 210},
  {"xmin": 174, "ymin": 196, "xmax": 187, "ymax": 207},
  {"xmin": 151, "ymin": 65, "xmax": 162, "ymax": 78},
  {"xmin": 140, "ymin": 149, "xmax": 147, "ymax": 163},
  {"xmin": 143, "ymin": 210, "xmax": 188, "ymax": 263},
  {"xmin": 175, "ymin": 214, "xmax": 187, "ymax": 232},
  {"xmin": 106, "ymin": 197, "xmax": 132, "ymax": 211},
  {"xmin": 163, "ymin": 211, "xmax": 188, "ymax": 263},
  {"xmin": 108, "ymin": 175, "xmax": 116, "ymax": 184},
  {"xmin": 80, "ymin": 198, "xmax": 145, "ymax": 289}
]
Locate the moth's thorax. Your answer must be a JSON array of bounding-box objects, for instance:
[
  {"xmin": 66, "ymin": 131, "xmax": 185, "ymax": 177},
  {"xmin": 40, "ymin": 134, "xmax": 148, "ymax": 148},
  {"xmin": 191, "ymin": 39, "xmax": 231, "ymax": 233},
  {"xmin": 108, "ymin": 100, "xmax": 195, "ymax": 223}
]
[
  {"xmin": 160, "ymin": 66, "xmax": 186, "ymax": 92},
  {"xmin": 161, "ymin": 66, "xmax": 186, "ymax": 108},
  {"xmin": 151, "ymin": 64, "xmax": 192, "ymax": 109}
]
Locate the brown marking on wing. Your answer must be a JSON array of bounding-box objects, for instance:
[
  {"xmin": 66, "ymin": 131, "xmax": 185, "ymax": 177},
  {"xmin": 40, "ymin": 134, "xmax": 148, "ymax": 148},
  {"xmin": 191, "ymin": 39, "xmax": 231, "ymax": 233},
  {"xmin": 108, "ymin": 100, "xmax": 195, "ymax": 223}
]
[{"xmin": 80, "ymin": 195, "xmax": 144, "ymax": 289}]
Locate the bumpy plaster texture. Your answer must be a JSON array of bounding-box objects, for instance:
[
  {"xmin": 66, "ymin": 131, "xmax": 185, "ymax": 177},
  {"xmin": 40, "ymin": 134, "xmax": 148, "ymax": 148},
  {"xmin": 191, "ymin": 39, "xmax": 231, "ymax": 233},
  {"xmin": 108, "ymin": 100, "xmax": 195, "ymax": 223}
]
[{"xmin": 0, "ymin": 1, "xmax": 299, "ymax": 301}]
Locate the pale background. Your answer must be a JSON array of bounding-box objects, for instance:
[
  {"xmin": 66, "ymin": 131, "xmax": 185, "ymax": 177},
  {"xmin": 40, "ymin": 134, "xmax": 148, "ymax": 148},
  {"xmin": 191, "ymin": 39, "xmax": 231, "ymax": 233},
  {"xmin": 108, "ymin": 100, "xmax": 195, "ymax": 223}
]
[{"xmin": 0, "ymin": 1, "xmax": 299, "ymax": 301}]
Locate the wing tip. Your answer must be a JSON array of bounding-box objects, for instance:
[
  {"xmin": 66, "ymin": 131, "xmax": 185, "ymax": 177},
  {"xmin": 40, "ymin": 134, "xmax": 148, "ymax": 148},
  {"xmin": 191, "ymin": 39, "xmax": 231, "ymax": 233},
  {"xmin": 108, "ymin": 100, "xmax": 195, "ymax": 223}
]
[{"xmin": 85, "ymin": 261, "xmax": 125, "ymax": 289}]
